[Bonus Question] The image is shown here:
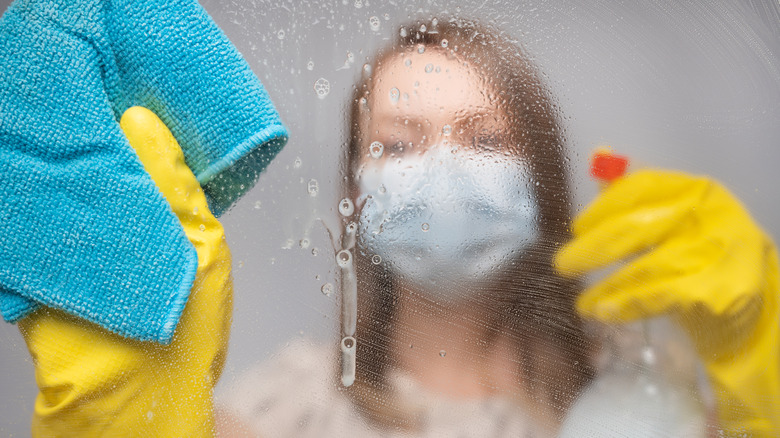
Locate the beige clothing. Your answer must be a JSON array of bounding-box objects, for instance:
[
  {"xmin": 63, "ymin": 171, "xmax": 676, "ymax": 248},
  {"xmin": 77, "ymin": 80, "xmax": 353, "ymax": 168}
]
[{"xmin": 219, "ymin": 341, "xmax": 552, "ymax": 437}]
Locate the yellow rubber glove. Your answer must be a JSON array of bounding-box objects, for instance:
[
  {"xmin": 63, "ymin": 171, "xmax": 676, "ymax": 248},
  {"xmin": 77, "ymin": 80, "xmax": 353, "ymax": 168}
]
[
  {"xmin": 18, "ymin": 107, "xmax": 233, "ymax": 436},
  {"xmin": 555, "ymin": 169, "xmax": 780, "ymax": 437}
]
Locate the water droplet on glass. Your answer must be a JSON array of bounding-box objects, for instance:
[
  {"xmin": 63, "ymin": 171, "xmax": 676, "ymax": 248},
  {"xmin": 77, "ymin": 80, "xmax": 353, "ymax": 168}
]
[
  {"xmin": 442, "ymin": 124, "xmax": 452, "ymax": 136},
  {"xmin": 441, "ymin": 39, "xmax": 448, "ymax": 48},
  {"xmin": 306, "ymin": 60, "xmax": 314, "ymax": 71},
  {"xmin": 425, "ymin": 63, "xmax": 433, "ymax": 73},
  {"xmin": 369, "ymin": 141, "xmax": 384, "ymax": 158},
  {"xmin": 371, "ymin": 254, "xmax": 382, "ymax": 264},
  {"xmin": 254, "ymin": 201, "xmax": 262, "ymax": 209},
  {"xmin": 146, "ymin": 411, "xmax": 154, "ymax": 421},
  {"xmin": 199, "ymin": 224, "xmax": 206, "ymax": 232},
  {"xmin": 339, "ymin": 198, "xmax": 355, "ymax": 216},
  {"xmin": 421, "ymin": 223, "xmax": 430, "ymax": 232},
  {"xmin": 417, "ymin": 44, "xmax": 425, "ymax": 54},
  {"xmin": 314, "ymin": 78, "xmax": 330, "ymax": 99},
  {"xmin": 353, "ymin": 0, "xmax": 362, "ymax": 8},
  {"xmin": 336, "ymin": 249, "xmax": 352, "ymax": 267},
  {"xmin": 307, "ymin": 179, "xmax": 319, "ymax": 197},
  {"xmin": 389, "ymin": 87, "xmax": 400, "ymax": 103},
  {"xmin": 404, "ymin": 59, "xmax": 412, "ymax": 67},
  {"xmin": 299, "ymin": 238, "xmax": 310, "ymax": 249},
  {"xmin": 311, "ymin": 247, "xmax": 319, "ymax": 256},
  {"xmin": 277, "ymin": 29, "xmax": 285, "ymax": 40},
  {"xmin": 369, "ymin": 16, "xmax": 380, "ymax": 31},
  {"xmin": 419, "ymin": 24, "xmax": 427, "ymax": 32},
  {"xmin": 362, "ymin": 63, "xmax": 372, "ymax": 76},
  {"xmin": 293, "ymin": 157, "xmax": 302, "ymax": 168},
  {"xmin": 378, "ymin": 184, "xmax": 386, "ymax": 194},
  {"xmin": 399, "ymin": 27, "xmax": 408, "ymax": 38},
  {"xmin": 282, "ymin": 239, "xmax": 294, "ymax": 249},
  {"xmin": 321, "ymin": 283, "xmax": 334, "ymax": 296},
  {"xmin": 439, "ymin": 350, "xmax": 446, "ymax": 357}
]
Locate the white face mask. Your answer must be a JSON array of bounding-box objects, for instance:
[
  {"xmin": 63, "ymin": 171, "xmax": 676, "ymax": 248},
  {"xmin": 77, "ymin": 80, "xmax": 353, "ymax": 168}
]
[{"xmin": 357, "ymin": 146, "xmax": 539, "ymax": 302}]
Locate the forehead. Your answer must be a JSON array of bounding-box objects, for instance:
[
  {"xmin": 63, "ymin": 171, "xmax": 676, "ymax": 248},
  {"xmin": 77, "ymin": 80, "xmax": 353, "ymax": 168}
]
[{"xmin": 366, "ymin": 48, "xmax": 496, "ymax": 123}]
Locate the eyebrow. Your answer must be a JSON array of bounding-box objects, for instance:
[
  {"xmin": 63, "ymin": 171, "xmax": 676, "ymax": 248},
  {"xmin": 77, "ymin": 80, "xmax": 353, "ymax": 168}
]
[
  {"xmin": 375, "ymin": 111, "xmax": 497, "ymax": 130},
  {"xmin": 378, "ymin": 114, "xmax": 425, "ymax": 127},
  {"xmin": 456, "ymin": 111, "xmax": 497, "ymax": 125}
]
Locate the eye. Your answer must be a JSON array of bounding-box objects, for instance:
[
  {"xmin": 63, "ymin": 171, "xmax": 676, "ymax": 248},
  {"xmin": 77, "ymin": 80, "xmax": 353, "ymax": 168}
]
[
  {"xmin": 387, "ymin": 140, "xmax": 408, "ymax": 157},
  {"xmin": 471, "ymin": 133, "xmax": 503, "ymax": 152}
]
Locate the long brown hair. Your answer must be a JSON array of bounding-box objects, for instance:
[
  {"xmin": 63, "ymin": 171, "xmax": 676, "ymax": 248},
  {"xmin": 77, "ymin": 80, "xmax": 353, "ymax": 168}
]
[{"xmin": 343, "ymin": 17, "xmax": 594, "ymax": 430}]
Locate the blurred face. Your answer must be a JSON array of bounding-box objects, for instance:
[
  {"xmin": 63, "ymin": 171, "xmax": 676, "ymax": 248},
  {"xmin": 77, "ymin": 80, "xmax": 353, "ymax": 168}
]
[
  {"xmin": 354, "ymin": 47, "xmax": 539, "ymax": 300},
  {"xmin": 357, "ymin": 47, "xmax": 512, "ymax": 166}
]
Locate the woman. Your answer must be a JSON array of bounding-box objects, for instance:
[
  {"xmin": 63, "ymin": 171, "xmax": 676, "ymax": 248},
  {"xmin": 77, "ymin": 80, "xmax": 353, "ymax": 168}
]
[
  {"xmin": 220, "ymin": 18, "xmax": 779, "ymax": 437},
  {"xmin": 343, "ymin": 17, "xmax": 592, "ymax": 434}
]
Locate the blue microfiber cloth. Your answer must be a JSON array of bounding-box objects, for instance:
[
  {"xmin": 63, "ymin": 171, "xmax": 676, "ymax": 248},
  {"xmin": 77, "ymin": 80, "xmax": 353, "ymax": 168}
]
[{"xmin": 0, "ymin": 0, "xmax": 288, "ymax": 343}]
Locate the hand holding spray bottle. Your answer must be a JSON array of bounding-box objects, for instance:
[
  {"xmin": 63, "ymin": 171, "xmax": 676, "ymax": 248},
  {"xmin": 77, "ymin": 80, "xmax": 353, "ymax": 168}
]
[{"xmin": 558, "ymin": 149, "xmax": 709, "ymax": 437}]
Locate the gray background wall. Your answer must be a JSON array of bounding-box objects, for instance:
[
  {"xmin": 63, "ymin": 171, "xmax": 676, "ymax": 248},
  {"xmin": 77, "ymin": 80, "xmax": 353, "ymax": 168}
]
[{"xmin": 2, "ymin": 0, "xmax": 779, "ymax": 435}]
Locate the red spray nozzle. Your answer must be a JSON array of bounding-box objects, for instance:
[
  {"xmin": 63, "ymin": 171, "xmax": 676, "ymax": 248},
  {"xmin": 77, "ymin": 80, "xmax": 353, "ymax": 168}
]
[{"xmin": 590, "ymin": 150, "xmax": 629, "ymax": 182}]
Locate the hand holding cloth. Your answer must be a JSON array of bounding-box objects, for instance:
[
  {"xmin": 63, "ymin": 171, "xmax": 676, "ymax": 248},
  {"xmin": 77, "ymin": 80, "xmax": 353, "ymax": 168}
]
[{"xmin": 0, "ymin": 0, "xmax": 287, "ymax": 343}]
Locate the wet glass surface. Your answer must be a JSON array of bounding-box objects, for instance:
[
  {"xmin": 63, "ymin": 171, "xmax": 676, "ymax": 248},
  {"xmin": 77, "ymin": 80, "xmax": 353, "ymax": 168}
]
[{"xmin": 1, "ymin": 0, "xmax": 780, "ymax": 436}]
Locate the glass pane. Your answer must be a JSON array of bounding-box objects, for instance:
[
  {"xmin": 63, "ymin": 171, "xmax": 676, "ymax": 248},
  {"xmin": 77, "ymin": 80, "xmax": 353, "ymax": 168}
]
[{"xmin": 1, "ymin": 0, "xmax": 779, "ymax": 436}]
